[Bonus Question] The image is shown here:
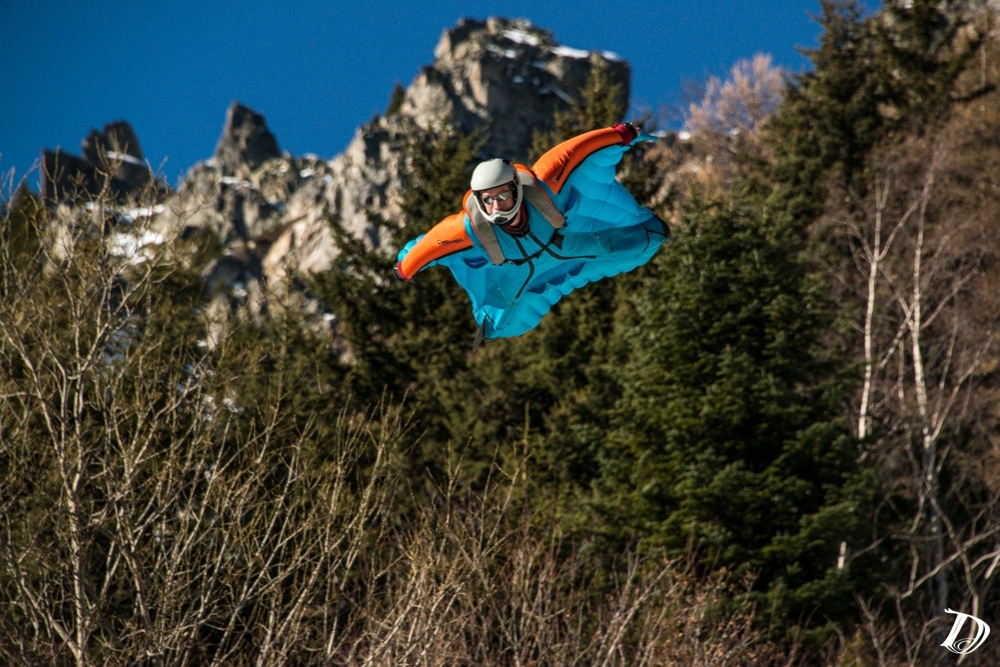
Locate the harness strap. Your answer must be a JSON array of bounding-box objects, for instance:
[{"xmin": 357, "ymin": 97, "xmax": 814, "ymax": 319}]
[{"xmin": 466, "ymin": 169, "xmax": 564, "ymax": 265}]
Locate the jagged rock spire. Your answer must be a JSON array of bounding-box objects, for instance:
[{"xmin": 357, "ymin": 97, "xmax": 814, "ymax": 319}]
[
  {"xmin": 213, "ymin": 102, "xmax": 282, "ymax": 177},
  {"xmin": 41, "ymin": 120, "xmax": 154, "ymax": 201}
]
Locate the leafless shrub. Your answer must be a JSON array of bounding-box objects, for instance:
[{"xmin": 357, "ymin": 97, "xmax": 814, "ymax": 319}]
[
  {"xmin": 684, "ymin": 54, "xmax": 784, "ymax": 171},
  {"xmin": 333, "ymin": 456, "xmax": 795, "ymax": 667},
  {"xmin": 0, "ymin": 171, "xmax": 395, "ymax": 666}
]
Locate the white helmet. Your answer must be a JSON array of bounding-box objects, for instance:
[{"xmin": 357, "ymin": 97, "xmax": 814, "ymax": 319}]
[{"xmin": 470, "ymin": 159, "xmax": 523, "ymax": 225}]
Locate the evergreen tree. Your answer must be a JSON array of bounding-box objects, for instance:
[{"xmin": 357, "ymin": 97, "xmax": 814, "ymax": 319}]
[
  {"xmin": 594, "ymin": 197, "xmax": 874, "ymax": 636},
  {"xmin": 765, "ymin": 0, "xmax": 985, "ymax": 220},
  {"xmin": 0, "ymin": 186, "xmax": 45, "ymax": 280},
  {"xmin": 741, "ymin": 0, "xmax": 990, "ymax": 644},
  {"xmin": 529, "ymin": 59, "xmax": 629, "ymax": 160},
  {"xmin": 764, "ymin": 0, "xmax": 884, "ymax": 218},
  {"xmin": 874, "ymin": 0, "xmax": 986, "ymax": 123},
  {"xmin": 386, "ymin": 81, "xmax": 407, "ymax": 117}
]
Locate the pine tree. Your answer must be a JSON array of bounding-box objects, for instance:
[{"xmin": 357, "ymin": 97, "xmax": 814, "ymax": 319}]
[
  {"xmin": 529, "ymin": 59, "xmax": 629, "ymax": 160},
  {"xmin": 874, "ymin": 0, "xmax": 986, "ymax": 123},
  {"xmin": 765, "ymin": 0, "xmax": 985, "ymax": 220},
  {"xmin": 1, "ymin": 185, "xmax": 45, "ymax": 278},
  {"xmin": 764, "ymin": 0, "xmax": 885, "ymax": 219},
  {"xmin": 386, "ymin": 81, "xmax": 407, "ymax": 117},
  {"xmin": 594, "ymin": 196, "xmax": 874, "ymax": 636}
]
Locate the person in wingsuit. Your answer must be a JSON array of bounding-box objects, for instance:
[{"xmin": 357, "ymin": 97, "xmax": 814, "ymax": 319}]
[{"xmin": 394, "ymin": 122, "xmax": 669, "ymax": 348}]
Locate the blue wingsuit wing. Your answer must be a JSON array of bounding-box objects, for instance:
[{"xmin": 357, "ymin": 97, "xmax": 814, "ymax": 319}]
[{"xmin": 396, "ymin": 125, "xmax": 668, "ymax": 340}]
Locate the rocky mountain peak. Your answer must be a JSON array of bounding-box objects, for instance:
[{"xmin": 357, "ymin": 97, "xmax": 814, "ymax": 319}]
[
  {"xmin": 213, "ymin": 102, "xmax": 282, "ymax": 178},
  {"xmin": 148, "ymin": 15, "xmax": 630, "ymax": 302},
  {"xmin": 267, "ymin": 15, "xmax": 631, "ymax": 278},
  {"xmin": 41, "ymin": 120, "xmax": 156, "ymax": 201},
  {"xmin": 402, "ymin": 16, "xmax": 629, "ymax": 162}
]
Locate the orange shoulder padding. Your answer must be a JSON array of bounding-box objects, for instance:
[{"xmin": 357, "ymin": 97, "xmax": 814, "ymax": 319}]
[
  {"xmin": 530, "ymin": 127, "xmax": 626, "ymax": 194},
  {"xmin": 397, "ymin": 212, "xmax": 473, "ymax": 280}
]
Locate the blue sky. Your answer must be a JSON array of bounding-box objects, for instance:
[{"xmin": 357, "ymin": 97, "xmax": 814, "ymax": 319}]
[{"xmin": 1, "ymin": 1, "xmax": 856, "ymax": 190}]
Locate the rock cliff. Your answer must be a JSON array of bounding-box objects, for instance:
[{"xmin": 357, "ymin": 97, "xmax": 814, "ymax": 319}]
[
  {"xmin": 41, "ymin": 120, "xmax": 159, "ymax": 201},
  {"xmin": 154, "ymin": 17, "xmax": 630, "ymax": 289},
  {"xmin": 37, "ymin": 16, "xmax": 632, "ymax": 349}
]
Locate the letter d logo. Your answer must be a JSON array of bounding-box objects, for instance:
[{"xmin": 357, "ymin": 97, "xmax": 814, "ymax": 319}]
[{"xmin": 941, "ymin": 608, "xmax": 991, "ymax": 654}]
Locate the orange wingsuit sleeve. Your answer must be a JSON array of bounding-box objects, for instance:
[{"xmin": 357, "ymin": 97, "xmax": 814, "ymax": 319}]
[
  {"xmin": 530, "ymin": 126, "xmax": 631, "ymax": 194},
  {"xmin": 396, "ymin": 212, "xmax": 473, "ymax": 281}
]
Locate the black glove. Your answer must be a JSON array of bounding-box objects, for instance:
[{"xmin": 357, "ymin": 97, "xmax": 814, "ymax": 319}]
[
  {"xmin": 393, "ymin": 262, "xmax": 411, "ymax": 282},
  {"xmin": 614, "ymin": 122, "xmax": 640, "ymax": 144}
]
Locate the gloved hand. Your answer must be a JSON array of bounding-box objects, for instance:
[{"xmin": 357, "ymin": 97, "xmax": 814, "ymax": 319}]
[
  {"xmin": 614, "ymin": 122, "xmax": 658, "ymax": 146},
  {"xmin": 393, "ymin": 236, "xmax": 422, "ymax": 282},
  {"xmin": 393, "ymin": 262, "xmax": 412, "ymax": 282},
  {"xmin": 614, "ymin": 122, "xmax": 639, "ymax": 144}
]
